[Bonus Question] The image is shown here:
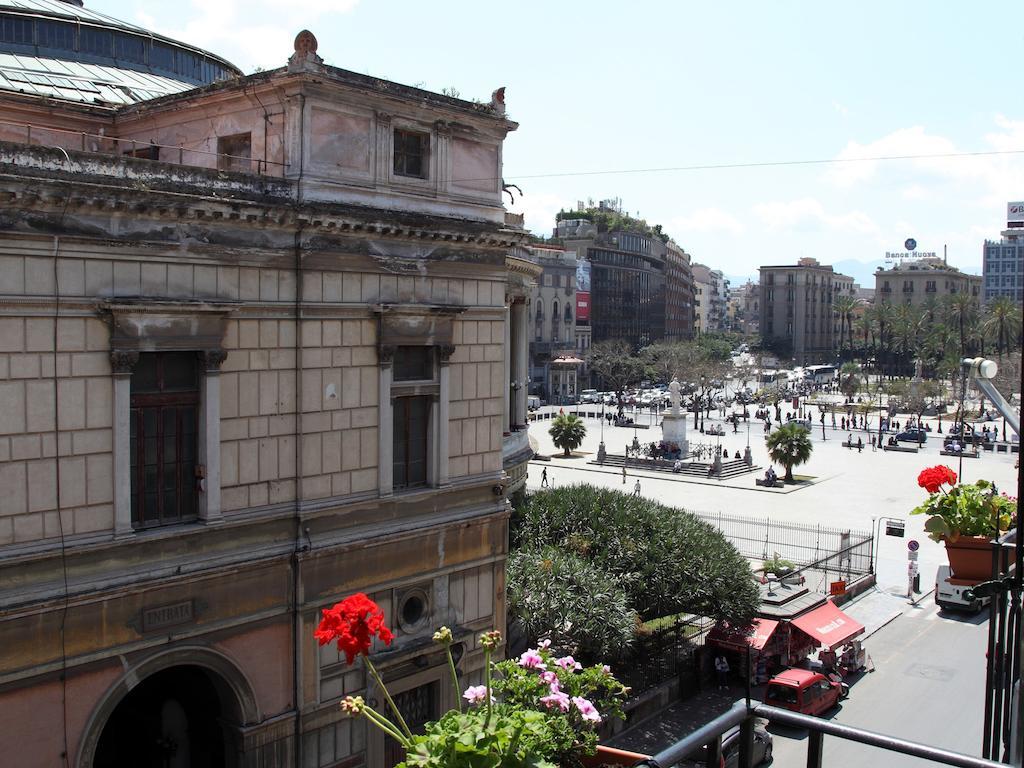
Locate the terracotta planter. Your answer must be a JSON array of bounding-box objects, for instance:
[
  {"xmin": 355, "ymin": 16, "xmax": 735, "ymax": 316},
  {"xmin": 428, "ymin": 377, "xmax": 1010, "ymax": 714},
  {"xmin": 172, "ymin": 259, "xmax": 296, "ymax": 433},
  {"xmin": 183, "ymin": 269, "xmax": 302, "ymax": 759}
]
[
  {"xmin": 943, "ymin": 535, "xmax": 994, "ymax": 582},
  {"xmin": 579, "ymin": 745, "xmax": 651, "ymax": 767}
]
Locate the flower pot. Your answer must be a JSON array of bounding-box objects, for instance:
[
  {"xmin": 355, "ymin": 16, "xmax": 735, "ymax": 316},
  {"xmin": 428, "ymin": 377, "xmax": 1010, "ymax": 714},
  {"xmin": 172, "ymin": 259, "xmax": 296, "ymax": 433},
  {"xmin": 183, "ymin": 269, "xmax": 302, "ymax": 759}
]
[
  {"xmin": 579, "ymin": 745, "xmax": 650, "ymax": 768},
  {"xmin": 943, "ymin": 535, "xmax": 994, "ymax": 582}
]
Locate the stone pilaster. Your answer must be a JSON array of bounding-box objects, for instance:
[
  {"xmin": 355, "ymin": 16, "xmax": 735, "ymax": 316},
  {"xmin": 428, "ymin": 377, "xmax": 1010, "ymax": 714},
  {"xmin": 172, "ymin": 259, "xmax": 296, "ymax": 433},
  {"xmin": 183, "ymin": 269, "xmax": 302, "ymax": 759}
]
[
  {"xmin": 378, "ymin": 345, "xmax": 394, "ymax": 496},
  {"xmin": 437, "ymin": 344, "xmax": 454, "ymax": 486},
  {"xmin": 110, "ymin": 350, "xmax": 139, "ymax": 537},
  {"xmin": 199, "ymin": 349, "xmax": 227, "ymax": 524}
]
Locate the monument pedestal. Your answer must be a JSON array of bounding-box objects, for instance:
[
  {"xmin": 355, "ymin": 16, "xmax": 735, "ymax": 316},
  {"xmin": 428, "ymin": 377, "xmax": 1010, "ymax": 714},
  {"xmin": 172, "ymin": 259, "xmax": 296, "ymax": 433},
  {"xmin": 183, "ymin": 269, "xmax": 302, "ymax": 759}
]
[{"xmin": 661, "ymin": 413, "xmax": 688, "ymax": 455}]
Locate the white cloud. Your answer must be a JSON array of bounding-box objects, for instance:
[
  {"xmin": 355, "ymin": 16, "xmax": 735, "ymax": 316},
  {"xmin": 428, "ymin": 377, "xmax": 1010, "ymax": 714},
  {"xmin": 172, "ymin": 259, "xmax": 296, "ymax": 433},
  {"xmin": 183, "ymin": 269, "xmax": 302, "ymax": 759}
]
[
  {"xmin": 134, "ymin": 0, "xmax": 361, "ymax": 72},
  {"xmin": 752, "ymin": 198, "xmax": 879, "ymax": 234},
  {"xmin": 826, "ymin": 126, "xmax": 957, "ymax": 187},
  {"xmin": 516, "ymin": 192, "xmax": 568, "ymax": 238},
  {"xmin": 667, "ymin": 207, "xmax": 745, "ymax": 235}
]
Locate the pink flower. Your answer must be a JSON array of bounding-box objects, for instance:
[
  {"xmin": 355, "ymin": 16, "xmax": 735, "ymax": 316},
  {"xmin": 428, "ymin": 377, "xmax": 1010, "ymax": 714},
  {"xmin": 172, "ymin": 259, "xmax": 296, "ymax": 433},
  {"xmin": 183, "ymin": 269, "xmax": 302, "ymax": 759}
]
[
  {"xmin": 572, "ymin": 696, "xmax": 602, "ymax": 723},
  {"xmin": 540, "ymin": 670, "xmax": 559, "ymax": 685},
  {"xmin": 601, "ymin": 665, "xmax": 612, "ymax": 674},
  {"xmin": 518, "ymin": 649, "xmax": 547, "ymax": 669},
  {"xmin": 538, "ymin": 638, "xmax": 551, "ymax": 649},
  {"xmin": 540, "ymin": 690, "xmax": 571, "ymax": 712},
  {"xmin": 463, "ymin": 685, "xmax": 492, "ymax": 705},
  {"xmin": 556, "ymin": 655, "xmax": 582, "ymax": 671}
]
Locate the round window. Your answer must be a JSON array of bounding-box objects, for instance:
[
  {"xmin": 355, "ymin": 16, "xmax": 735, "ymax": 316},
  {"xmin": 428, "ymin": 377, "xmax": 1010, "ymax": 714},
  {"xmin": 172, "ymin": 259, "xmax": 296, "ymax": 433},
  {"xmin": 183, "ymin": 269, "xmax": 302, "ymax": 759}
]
[{"xmin": 398, "ymin": 589, "xmax": 429, "ymax": 632}]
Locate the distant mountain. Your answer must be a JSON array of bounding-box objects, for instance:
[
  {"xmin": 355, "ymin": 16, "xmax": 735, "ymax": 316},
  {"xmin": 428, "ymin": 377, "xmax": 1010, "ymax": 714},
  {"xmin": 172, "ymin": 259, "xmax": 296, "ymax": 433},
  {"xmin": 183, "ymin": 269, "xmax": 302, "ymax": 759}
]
[{"xmin": 830, "ymin": 259, "xmax": 886, "ymax": 285}]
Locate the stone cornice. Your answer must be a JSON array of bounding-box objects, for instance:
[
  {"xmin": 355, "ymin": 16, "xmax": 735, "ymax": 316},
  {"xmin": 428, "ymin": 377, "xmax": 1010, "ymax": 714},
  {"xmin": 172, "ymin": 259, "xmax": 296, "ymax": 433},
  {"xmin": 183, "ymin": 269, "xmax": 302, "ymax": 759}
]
[{"xmin": 0, "ymin": 169, "xmax": 528, "ymax": 249}]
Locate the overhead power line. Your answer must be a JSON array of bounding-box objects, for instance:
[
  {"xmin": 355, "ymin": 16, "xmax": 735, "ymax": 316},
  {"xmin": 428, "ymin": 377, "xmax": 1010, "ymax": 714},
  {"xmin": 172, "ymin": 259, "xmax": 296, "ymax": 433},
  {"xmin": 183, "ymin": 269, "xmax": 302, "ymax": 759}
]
[{"xmin": 456, "ymin": 147, "xmax": 1024, "ymax": 184}]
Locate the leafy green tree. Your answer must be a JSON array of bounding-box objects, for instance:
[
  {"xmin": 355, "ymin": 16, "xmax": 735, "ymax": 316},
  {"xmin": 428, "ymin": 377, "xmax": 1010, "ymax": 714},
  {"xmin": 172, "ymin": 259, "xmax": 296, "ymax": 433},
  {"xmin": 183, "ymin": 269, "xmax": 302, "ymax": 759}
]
[
  {"xmin": 548, "ymin": 413, "xmax": 586, "ymax": 456},
  {"xmin": 765, "ymin": 422, "xmax": 813, "ymax": 482},
  {"xmin": 839, "ymin": 362, "xmax": 862, "ymax": 398},
  {"xmin": 507, "ymin": 547, "xmax": 637, "ymax": 660},
  {"xmin": 509, "ymin": 486, "xmax": 760, "ymax": 660},
  {"xmin": 586, "ymin": 340, "xmax": 644, "ymax": 410},
  {"xmin": 834, "ymin": 295, "xmax": 859, "ymax": 355}
]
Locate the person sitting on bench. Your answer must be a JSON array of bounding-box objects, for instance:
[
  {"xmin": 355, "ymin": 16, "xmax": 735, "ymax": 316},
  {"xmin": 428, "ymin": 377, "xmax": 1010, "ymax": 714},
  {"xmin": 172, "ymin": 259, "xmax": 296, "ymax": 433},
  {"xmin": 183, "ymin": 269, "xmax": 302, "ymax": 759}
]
[{"xmin": 764, "ymin": 466, "xmax": 777, "ymax": 486}]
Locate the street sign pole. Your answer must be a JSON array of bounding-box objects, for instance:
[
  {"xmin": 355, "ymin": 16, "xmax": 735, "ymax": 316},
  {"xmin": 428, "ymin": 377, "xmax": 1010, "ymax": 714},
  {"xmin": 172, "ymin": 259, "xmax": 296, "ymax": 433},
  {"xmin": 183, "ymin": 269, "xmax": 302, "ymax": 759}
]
[{"xmin": 907, "ymin": 539, "xmax": 920, "ymax": 599}]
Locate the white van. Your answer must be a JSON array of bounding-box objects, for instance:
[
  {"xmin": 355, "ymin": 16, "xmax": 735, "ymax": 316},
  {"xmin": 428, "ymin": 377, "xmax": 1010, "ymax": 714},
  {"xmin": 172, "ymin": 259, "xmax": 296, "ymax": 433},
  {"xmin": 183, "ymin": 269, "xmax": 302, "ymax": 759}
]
[
  {"xmin": 580, "ymin": 389, "xmax": 599, "ymax": 404},
  {"xmin": 527, "ymin": 395, "xmax": 541, "ymax": 411}
]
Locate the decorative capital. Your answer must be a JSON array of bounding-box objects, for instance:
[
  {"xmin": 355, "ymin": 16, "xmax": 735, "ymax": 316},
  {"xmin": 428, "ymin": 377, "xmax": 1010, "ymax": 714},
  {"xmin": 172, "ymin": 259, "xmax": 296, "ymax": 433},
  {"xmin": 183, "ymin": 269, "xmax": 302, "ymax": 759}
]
[
  {"xmin": 202, "ymin": 348, "xmax": 228, "ymax": 372},
  {"xmin": 379, "ymin": 344, "xmax": 396, "ymax": 366},
  {"xmin": 438, "ymin": 344, "xmax": 456, "ymax": 363},
  {"xmin": 434, "ymin": 119, "xmax": 451, "ymax": 137},
  {"xmin": 375, "ymin": 111, "xmax": 392, "ymax": 126},
  {"xmin": 109, "ymin": 349, "xmax": 139, "ymax": 375}
]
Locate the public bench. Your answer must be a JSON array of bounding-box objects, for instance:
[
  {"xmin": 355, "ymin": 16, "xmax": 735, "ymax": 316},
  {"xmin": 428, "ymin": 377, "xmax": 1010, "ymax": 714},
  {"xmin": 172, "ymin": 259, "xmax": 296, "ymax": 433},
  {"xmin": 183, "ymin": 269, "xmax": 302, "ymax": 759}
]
[
  {"xmin": 755, "ymin": 478, "xmax": 783, "ymax": 488},
  {"xmin": 941, "ymin": 449, "xmax": 979, "ymax": 459},
  {"xmin": 883, "ymin": 444, "xmax": 919, "ymax": 453}
]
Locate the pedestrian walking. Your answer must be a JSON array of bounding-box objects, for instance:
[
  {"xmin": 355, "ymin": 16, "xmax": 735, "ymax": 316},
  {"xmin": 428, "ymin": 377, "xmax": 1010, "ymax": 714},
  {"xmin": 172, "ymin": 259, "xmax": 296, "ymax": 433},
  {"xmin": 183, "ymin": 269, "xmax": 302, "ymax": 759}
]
[
  {"xmin": 715, "ymin": 655, "xmax": 730, "ymax": 690},
  {"xmin": 541, "ymin": 467, "xmax": 548, "ymax": 488},
  {"xmin": 633, "ymin": 479, "xmax": 641, "ymax": 497},
  {"xmin": 857, "ymin": 437, "xmax": 863, "ymax": 453}
]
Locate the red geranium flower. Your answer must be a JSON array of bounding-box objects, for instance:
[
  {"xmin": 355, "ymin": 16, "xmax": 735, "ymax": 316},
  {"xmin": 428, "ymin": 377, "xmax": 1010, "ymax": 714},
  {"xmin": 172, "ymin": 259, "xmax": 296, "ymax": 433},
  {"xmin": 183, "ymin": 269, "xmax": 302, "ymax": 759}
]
[
  {"xmin": 917, "ymin": 465, "xmax": 957, "ymax": 494},
  {"xmin": 315, "ymin": 593, "xmax": 394, "ymax": 664}
]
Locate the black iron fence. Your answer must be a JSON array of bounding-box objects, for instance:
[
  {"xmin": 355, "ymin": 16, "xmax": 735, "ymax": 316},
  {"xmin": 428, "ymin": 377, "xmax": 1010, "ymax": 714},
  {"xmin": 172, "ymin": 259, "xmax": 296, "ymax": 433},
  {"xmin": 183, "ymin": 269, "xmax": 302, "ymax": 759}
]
[
  {"xmin": 614, "ymin": 616, "xmax": 711, "ymax": 699},
  {"xmin": 982, "ymin": 529, "xmax": 1023, "ymax": 764},
  {"xmin": 690, "ymin": 510, "xmax": 874, "ymax": 585}
]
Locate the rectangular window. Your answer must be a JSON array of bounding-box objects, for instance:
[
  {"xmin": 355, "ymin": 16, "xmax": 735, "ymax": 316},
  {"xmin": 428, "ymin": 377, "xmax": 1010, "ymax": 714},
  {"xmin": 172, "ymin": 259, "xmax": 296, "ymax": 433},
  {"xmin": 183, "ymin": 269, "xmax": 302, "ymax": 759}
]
[
  {"xmin": 393, "ymin": 396, "xmax": 430, "ymax": 490},
  {"xmin": 217, "ymin": 133, "xmax": 252, "ymax": 173},
  {"xmin": 130, "ymin": 352, "xmax": 199, "ymax": 529},
  {"xmin": 393, "ymin": 346, "xmax": 434, "ymax": 382},
  {"xmin": 394, "ymin": 129, "xmax": 429, "ymax": 179},
  {"xmin": 79, "ymin": 26, "xmax": 112, "ymax": 56},
  {"xmin": 37, "ymin": 20, "xmax": 75, "ymax": 50}
]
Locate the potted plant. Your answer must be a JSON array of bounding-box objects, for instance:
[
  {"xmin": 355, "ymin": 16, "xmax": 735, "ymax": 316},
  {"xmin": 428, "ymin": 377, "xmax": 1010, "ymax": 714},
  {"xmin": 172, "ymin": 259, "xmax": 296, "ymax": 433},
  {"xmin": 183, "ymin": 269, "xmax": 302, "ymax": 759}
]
[
  {"xmin": 910, "ymin": 465, "xmax": 1016, "ymax": 581},
  {"xmin": 315, "ymin": 593, "xmax": 631, "ymax": 768}
]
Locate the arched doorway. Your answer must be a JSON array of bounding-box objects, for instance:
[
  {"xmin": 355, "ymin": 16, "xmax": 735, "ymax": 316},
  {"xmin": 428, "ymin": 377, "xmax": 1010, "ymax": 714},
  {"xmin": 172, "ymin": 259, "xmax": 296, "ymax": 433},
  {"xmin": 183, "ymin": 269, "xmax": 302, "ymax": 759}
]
[{"xmin": 93, "ymin": 665, "xmax": 237, "ymax": 768}]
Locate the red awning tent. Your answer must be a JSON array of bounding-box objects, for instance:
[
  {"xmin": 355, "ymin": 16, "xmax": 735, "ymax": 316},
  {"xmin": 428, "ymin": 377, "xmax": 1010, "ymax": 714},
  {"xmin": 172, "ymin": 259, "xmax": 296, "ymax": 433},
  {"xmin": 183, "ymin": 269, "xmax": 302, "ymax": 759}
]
[
  {"xmin": 707, "ymin": 619, "xmax": 780, "ymax": 652},
  {"xmin": 789, "ymin": 600, "xmax": 864, "ymax": 651}
]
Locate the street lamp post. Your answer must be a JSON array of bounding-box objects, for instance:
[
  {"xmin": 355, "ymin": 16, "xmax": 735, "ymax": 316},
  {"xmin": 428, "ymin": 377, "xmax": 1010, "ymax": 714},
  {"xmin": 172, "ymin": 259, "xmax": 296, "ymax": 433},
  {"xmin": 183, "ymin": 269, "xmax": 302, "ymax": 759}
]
[{"xmin": 877, "ymin": 386, "xmax": 884, "ymax": 448}]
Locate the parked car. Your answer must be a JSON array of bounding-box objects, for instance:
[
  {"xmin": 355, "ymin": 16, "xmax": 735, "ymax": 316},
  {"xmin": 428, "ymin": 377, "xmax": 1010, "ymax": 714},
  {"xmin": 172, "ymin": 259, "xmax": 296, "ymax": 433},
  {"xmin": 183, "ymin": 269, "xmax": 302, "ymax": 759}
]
[
  {"xmin": 679, "ymin": 722, "xmax": 773, "ymax": 767},
  {"xmin": 579, "ymin": 389, "xmax": 599, "ymax": 404},
  {"xmin": 764, "ymin": 668, "xmax": 847, "ymax": 716},
  {"xmin": 895, "ymin": 428, "xmax": 928, "ymax": 443}
]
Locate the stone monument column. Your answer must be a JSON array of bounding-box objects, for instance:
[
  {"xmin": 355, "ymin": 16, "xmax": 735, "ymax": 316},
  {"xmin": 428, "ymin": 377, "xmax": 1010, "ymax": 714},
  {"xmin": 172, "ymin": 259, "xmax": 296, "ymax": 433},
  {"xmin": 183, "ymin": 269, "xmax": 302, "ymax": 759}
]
[{"xmin": 661, "ymin": 377, "xmax": 689, "ymax": 456}]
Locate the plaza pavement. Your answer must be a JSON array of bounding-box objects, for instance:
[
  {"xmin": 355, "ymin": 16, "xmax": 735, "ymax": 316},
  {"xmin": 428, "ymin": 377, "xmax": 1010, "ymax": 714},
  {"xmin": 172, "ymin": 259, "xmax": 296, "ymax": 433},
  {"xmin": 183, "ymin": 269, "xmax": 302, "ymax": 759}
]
[{"xmin": 526, "ymin": 405, "xmax": 1019, "ymax": 596}]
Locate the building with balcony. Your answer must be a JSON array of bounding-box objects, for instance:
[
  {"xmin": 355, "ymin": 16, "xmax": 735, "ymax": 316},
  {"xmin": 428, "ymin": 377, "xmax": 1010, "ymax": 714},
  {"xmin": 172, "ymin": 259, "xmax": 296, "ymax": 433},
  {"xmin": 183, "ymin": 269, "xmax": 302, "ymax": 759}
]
[
  {"xmin": 0, "ymin": 6, "xmax": 528, "ymax": 766},
  {"xmin": 874, "ymin": 257, "xmax": 982, "ymax": 308},
  {"xmin": 692, "ymin": 264, "xmax": 727, "ymax": 334},
  {"xmin": 729, "ymin": 280, "xmax": 760, "ymax": 336},
  {"xmin": 664, "ymin": 241, "xmax": 696, "ymax": 341},
  {"xmin": 759, "ymin": 258, "xmax": 839, "ymax": 364},
  {"xmin": 523, "ymin": 245, "xmax": 578, "ymax": 404}
]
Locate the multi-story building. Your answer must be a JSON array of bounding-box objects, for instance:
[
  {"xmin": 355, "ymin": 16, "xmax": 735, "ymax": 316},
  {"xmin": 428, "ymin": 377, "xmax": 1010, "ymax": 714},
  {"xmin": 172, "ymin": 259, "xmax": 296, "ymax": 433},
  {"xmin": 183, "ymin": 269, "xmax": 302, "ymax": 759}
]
[
  {"xmin": 874, "ymin": 257, "xmax": 982, "ymax": 308},
  {"xmin": 983, "ymin": 203, "xmax": 1024, "ymax": 303},
  {"xmin": 524, "ymin": 245, "xmax": 579, "ymax": 403},
  {"xmin": 0, "ymin": 5, "xmax": 531, "ymax": 766},
  {"xmin": 692, "ymin": 264, "xmax": 726, "ymax": 334},
  {"xmin": 556, "ymin": 217, "xmax": 667, "ymax": 349},
  {"xmin": 664, "ymin": 241, "xmax": 696, "ymax": 340},
  {"xmin": 729, "ymin": 280, "xmax": 760, "ymax": 336},
  {"xmin": 759, "ymin": 258, "xmax": 839, "ymax": 364}
]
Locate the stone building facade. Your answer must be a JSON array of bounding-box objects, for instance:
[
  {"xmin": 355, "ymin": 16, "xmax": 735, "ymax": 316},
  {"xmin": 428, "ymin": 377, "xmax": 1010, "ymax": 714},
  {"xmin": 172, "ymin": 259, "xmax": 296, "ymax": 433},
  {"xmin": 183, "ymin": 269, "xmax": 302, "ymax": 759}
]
[
  {"xmin": 524, "ymin": 244, "xmax": 577, "ymax": 403},
  {"xmin": 874, "ymin": 257, "xmax": 982, "ymax": 308},
  {"xmin": 0, "ymin": 11, "xmax": 528, "ymax": 768},
  {"xmin": 759, "ymin": 258, "xmax": 838, "ymax": 364}
]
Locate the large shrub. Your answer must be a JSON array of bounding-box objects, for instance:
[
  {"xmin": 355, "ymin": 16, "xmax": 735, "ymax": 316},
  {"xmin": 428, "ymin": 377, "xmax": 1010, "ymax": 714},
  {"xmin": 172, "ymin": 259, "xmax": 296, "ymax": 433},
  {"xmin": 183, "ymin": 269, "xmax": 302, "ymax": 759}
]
[{"xmin": 509, "ymin": 485, "xmax": 759, "ymax": 660}]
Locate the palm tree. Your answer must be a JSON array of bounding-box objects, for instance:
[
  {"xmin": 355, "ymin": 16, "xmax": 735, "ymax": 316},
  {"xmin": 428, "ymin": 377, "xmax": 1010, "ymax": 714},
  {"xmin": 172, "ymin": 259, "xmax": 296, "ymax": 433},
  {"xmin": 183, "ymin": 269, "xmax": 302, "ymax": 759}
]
[
  {"xmin": 855, "ymin": 312, "xmax": 875, "ymax": 361},
  {"xmin": 834, "ymin": 295, "xmax": 859, "ymax": 357},
  {"xmin": 765, "ymin": 422, "xmax": 813, "ymax": 483},
  {"xmin": 871, "ymin": 301, "xmax": 896, "ymax": 380},
  {"xmin": 549, "ymin": 413, "xmax": 587, "ymax": 456},
  {"xmin": 983, "ymin": 296, "xmax": 1022, "ymax": 357},
  {"xmin": 944, "ymin": 293, "xmax": 977, "ymax": 359}
]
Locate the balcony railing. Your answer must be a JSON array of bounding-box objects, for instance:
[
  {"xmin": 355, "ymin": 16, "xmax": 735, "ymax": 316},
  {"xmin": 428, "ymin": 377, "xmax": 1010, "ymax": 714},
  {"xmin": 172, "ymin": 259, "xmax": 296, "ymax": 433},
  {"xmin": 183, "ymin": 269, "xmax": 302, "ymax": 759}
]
[
  {"xmin": 0, "ymin": 118, "xmax": 288, "ymax": 176},
  {"xmin": 632, "ymin": 699, "xmax": 1007, "ymax": 768}
]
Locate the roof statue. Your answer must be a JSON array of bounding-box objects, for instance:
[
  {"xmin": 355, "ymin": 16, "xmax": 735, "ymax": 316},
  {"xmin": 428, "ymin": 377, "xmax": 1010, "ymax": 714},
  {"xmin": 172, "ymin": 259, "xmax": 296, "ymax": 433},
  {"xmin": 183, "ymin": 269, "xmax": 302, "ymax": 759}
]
[
  {"xmin": 490, "ymin": 87, "xmax": 506, "ymax": 115},
  {"xmin": 289, "ymin": 29, "xmax": 325, "ymax": 73}
]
